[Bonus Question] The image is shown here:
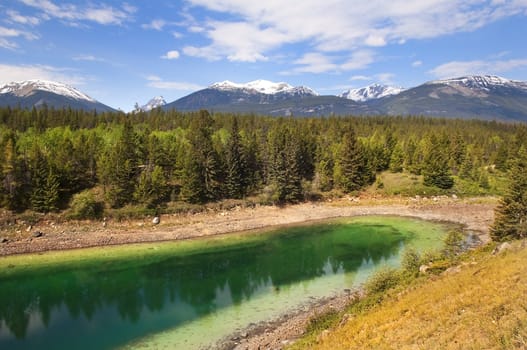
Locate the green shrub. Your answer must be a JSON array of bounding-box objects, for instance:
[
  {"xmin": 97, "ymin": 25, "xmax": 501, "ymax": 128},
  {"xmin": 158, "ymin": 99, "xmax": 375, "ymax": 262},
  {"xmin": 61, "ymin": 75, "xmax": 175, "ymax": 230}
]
[
  {"xmin": 401, "ymin": 247, "xmax": 421, "ymax": 275},
  {"xmin": 69, "ymin": 191, "xmax": 104, "ymax": 220},
  {"xmin": 305, "ymin": 309, "xmax": 339, "ymax": 334},
  {"xmin": 443, "ymin": 229, "xmax": 464, "ymax": 258},
  {"xmin": 364, "ymin": 267, "xmax": 400, "ymax": 294}
]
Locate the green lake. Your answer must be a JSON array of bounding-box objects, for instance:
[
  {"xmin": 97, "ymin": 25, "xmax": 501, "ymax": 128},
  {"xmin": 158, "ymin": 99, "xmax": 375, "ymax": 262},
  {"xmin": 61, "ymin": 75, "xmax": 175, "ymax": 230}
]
[{"xmin": 0, "ymin": 216, "xmax": 453, "ymax": 349}]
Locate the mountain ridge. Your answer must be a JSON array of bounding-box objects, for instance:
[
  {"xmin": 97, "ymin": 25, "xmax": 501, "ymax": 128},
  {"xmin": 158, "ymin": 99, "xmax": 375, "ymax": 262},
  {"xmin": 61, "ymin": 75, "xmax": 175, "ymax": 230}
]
[
  {"xmin": 339, "ymin": 83, "xmax": 405, "ymax": 101},
  {"xmin": 2, "ymin": 75, "xmax": 527, "ymax": 121},
  {"xmin": 0, "ymin": 79, "xmax": 116, "ymax": 113}
]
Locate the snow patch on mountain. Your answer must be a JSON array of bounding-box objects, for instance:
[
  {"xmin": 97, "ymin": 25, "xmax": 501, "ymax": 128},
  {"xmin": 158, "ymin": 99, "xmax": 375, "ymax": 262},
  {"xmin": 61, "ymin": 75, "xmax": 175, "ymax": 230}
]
[
  {"xmin": 340, "ymin": 84, "xmax": 405, "ymax": 101},
  {"xmin": 210, "ymin": 79, "xmax": 318, "ymax": 96},
  {"xmin": 428, "ymin": 75, "xmax": 527, "ymax": 91},
  {"xmin": 139, "ymin": 96, "xmax": 166, "ymax": 111},
  {"xmin": 0, "ymin": 80, "xmax": 96, "ymax": 102}
]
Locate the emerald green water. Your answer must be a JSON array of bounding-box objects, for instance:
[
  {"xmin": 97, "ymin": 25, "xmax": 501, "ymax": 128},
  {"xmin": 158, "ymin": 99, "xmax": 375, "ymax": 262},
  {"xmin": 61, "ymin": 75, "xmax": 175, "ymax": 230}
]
[{"xmin": 0, "ymin": 216, "xmax": 451, "ymax": 349}]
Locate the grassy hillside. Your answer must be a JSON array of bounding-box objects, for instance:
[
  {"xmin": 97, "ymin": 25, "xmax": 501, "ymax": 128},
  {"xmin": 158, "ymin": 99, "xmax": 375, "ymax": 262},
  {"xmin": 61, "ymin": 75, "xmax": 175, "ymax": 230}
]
[
  {"xmin": 293, "ymin": 242, "xmax": 527, "ymax": 349},
  {"xmin": 367, "ymin": 171, "xmax": 509, "ymax": 197}
]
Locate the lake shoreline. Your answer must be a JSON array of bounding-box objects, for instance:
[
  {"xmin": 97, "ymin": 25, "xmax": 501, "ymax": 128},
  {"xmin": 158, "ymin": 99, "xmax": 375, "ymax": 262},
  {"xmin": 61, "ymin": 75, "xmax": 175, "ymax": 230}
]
[
  {"xmin": 0, "ymin": 196, "xmax": 497, "ymax": 349},
  {"xmin": 1, "ymin": 196, "xmax": 496, "ymax": 257}
]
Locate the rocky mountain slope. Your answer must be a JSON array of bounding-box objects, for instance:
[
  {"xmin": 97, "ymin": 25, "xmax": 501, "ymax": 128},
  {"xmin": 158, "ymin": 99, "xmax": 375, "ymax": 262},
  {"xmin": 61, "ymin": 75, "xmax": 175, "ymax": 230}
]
[{"xmin": 0, "ymin": 80, "xmax": 116, "ymax": 113}]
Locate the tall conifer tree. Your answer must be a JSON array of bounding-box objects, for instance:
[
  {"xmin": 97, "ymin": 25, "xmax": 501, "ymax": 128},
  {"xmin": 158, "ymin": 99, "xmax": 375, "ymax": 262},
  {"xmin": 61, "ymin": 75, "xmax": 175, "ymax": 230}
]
[
  {"xmin": 422, "ymin": 134, "xmax": 454, "ymax": 189},
  {"xmin": 491, "ymin": 146, "xmax": 527, "ymax": 241},
  {"xmin": 337, "ymin": 126, "xmax": 371, "ymax": 192},
  {"xmin": 225, "ymin": 117, "xmax": 247, "ymax": 199}
]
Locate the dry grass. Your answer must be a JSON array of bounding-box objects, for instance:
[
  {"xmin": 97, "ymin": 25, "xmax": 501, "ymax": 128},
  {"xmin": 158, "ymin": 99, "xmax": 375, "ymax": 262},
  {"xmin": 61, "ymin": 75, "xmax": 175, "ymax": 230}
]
[{"xmin": 306, "ymin": 243, "xmax": 527, "ymax": 350}]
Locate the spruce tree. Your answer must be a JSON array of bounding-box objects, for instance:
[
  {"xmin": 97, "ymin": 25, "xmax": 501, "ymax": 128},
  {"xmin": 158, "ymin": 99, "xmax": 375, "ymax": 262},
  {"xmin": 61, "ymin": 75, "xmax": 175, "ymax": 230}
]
[
  {"xmin": 491, "ymin": 146, "xmax": 527, "ymax": 241},
  {"xmin": 30, "ymin": 152, "xmax": 59, "ymax": 212},
  {"xmin": 101, "ymin": 121, "xmax": 138, "ymax": 208},
  {"xmin": 181, "ymin": 110, "xmax": 221, "ymax": 203},
  {"xmin": 267, "ymin": 125, "xmax": 303, "ymax": 203},
  {"xmin": 1, "ymin": 133, "xmax": 25, "ymax": 210},
  {"xmin": 337, "ymin": 126, "xmax": 371, "ymax": 193},
  {"xmin": 422, "ymin": 134, "xmax": 454, "ymax": 189},
  {"xmin": 225, "ymin": 117, "xmax": 247, "ymax": 199},
  {"xmin": 389, "ymin": 143, "xmax": 404, "ymax": 173},
  {"xmin": 134, "ymin": 165, "xmax": 167, "ymax": 208}
]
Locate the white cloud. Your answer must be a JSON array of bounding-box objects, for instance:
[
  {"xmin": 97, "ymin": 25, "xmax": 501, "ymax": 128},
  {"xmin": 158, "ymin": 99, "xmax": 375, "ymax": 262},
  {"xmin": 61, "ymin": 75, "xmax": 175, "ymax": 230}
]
[
  {"xmin": 284, "ymin": 50, "xmax": 375, "ymax": 75},
  {"xmin": 291, "ymin": 53, "xmax": 338, "ymax": 74},
  {"xmin": 146, "ymin": 76, "xmax": 203, "ymax": 90},
  {"xmin": 0, "ymin": 38, "xmax": 18, "ymax": 50},
  {"xmin": 412, "ymin": 60, "xmax": 423, "ymax": 67},
  {"xmin": 184, "ymin": 20, "xmax": 288, "ymax": 62},
  {"xmin": 0, "ymin": 25, "xmax": 38, "ymax": 50},
  {"xmin": 172, "ymin": 31, "xmax": 183, "ymax": 39},
  {"xmin": 341, "ymin": 50, "xmax": 376, "ymax": 71},
  {"xmin": 184, "ymin": 0, "xmax": 527, "ymax": 67},
  {"xmin": 161, "ymin": 50, "xmax": 180, "ymax": 60},
  {"xmin": 0, "ymin": 63, "xmax": 86, "ymax": 85},
  {"xmin": 375, "ymin": 73, "xmax": 396, "ymax": 85},
  {"xmin": 0, "ymin": 26, "xmax": 38, "ymax": 40},
  {"xmin": 183, "ymin": 45, "xmax": 221, "ymax": 61},
  {"xmin": 429, "ymin": 58, "xmax": 527, "ymax": 78},
  {"xmin": 350, "ymin": 75, "xmax": 372, "ymax": 81},
  {"xmin": 6, "ymin": 10, "xmax": 40, "ymax": 25},
  {"xmin": 365, "ymin": 34, "xmax": 387, "ymax": 47},
  {"xmin": 19, "ymin": 0, "xmax": 135, "ymax": 26},
  {"xmin": 72, "ymin": 54, "xmax": 105, "ymax": 62},
  {"xmin": 142, "ymin": 19, "xmax": 168, "ymax": 31}
]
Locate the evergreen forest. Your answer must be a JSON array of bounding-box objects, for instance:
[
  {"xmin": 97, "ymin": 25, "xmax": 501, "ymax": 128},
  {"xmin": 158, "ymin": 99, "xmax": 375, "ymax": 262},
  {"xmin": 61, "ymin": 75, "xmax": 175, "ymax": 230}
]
[{"xmin": 0, "ymin": 106, "xmax": 525, "ymax": 223}]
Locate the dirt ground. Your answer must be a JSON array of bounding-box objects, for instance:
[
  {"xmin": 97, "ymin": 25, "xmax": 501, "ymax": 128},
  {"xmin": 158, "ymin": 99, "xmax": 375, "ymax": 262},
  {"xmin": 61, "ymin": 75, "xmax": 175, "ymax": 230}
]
[
  {"xmin": 0, "ymin": 196, "xmax": 497, "ymax": 349},
  {"xmin": 0, "ymin": 196, "xmax": 495, "ymax": 256}
]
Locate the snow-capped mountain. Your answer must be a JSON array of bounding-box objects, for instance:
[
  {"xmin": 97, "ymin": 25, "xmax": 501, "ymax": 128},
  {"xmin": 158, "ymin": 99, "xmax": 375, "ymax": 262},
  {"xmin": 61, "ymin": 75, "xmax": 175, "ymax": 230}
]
[
  {"xmin": 165, "ymin": 74, "xmax": 527, "ymax": 120},
  {"xmin": 425, "ymin": 75, "xmax": 527, "ymax": 95},
  {"xmin": 139, "ymin": 96, "xmax": 166, "ymax": 112},
  {"xmin": 375, "ymin": 75, "xmax": 527, "ymax": 121},
  {"xmin": 0, "ymin": 80, "xmax": 96, "ymax": 102},
  {"xmin": 210, "ymin": 79, "xmax": 318, "ymax": 96},
  {"xmin": 0, "ymin": 80, "xmax": 115, "ymax": 112},
  {"xmin": 340, "ymin": 84, "xmax": 405, "ymax": 102}
]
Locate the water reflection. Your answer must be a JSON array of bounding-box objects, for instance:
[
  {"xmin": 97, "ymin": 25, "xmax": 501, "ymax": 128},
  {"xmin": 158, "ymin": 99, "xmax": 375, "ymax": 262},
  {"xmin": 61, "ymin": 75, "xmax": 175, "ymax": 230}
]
[{"xmin": 0, "ymin": 221, "xmax": 409, "ymax": 349}]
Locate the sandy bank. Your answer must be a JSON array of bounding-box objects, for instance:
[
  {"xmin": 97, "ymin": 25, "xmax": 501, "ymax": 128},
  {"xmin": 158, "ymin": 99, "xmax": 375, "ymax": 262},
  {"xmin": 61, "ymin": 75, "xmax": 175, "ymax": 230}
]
[{"xmin": 0, "ymin": 197, "xmax": 496, "ymax": 257}]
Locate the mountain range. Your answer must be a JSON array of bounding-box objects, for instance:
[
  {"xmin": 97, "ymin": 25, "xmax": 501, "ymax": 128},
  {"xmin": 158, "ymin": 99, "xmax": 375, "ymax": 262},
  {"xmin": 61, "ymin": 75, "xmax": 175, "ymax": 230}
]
[
  {"xmin": 339, "ymin": 84, "xmax": 405, "ymax": 101},
  {"xmin": 0, "ymin": 80, "xmax": 115, "ymax": 113},
  {"xmin": 1, "ymin": 76, "xmax": 527, "ymax": 121}
]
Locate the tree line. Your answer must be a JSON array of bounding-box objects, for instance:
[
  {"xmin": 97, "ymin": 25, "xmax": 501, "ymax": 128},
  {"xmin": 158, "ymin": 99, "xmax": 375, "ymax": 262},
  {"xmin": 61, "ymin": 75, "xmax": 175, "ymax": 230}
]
[{"xmin": 0, "ymin": 107, "xmax": 524, "ymax": 219}]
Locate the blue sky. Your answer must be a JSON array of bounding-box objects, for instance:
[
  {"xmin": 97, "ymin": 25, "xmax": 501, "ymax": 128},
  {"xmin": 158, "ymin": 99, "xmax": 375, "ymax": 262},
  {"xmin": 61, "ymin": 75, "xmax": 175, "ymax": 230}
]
[{"xmin": 1, "ymin": 0, "xmax": 527, "ymax": 111}]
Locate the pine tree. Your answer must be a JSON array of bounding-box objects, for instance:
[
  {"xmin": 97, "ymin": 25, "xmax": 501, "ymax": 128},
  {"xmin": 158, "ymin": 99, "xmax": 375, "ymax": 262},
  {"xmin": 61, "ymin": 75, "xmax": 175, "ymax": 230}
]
[
  {"xmin": 134, "ymin": 165, "xmax": 168, "ymax": 208},
  {"xmin": 494, "ymin": 141, "xmax": 509, "ymax": 172},
  {"xmin": 422, "ymin": 134, "xmax": 454, "ymax": 189},
  {"xmin": 30, "ymin": 151, "xmax": 59, "ymax": 212},
  {"xmin": 225, "ymin": 117, "xmax": 247, "ymax": 199},
  {"xmin": 1, "ymin": 133, "xmax": 26, "ymax": 210},
  {"xmin": 180, "ymin": 110, "xmax": 221, "ymax": 203},
  {"xmin": 267, "ymin": 125, "xmax": 303, "ymax": 203},
  {"xmin": 389, "ymin": 143, "xmax": 404, "ymax": 173},
  {"xmin": 490, "ymin": 146, "xmax": 527, "ymax": 241},
  {"xmin": 337, "ymin": 126, "xmax": 371, "ymax": 193},
  {"xmin": 100, "ymin": 121, "xmax": 138, "ymax": 208}
]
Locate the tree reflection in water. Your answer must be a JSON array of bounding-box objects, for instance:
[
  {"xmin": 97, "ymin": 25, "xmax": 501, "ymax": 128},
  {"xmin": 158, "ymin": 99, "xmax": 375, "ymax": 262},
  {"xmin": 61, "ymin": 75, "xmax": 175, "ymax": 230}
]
[{"xmin": 0, "ymin": 221, "xmax": 412, "ymax": 349}]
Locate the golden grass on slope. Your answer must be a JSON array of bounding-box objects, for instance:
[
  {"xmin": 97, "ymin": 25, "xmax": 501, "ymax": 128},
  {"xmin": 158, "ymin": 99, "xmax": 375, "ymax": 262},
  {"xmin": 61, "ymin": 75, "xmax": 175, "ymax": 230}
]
[{"xmin": 312, "ymin": 244, "xmax": 527, "ymax": 350}]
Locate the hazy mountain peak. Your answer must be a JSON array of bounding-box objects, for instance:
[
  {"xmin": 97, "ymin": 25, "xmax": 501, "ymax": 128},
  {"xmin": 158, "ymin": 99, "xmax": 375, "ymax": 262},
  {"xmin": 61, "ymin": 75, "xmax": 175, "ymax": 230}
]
[
  {"xmin": 139, "ymin": 96, "xmax": 166, "ymax": 111},
  {"xmin": 210, "ymin": 79, "xmax": 318, "ymax": 96},
  {"xmin": 0, "ymin": 80, "xmax": 96, "ymax": 102},
  {"xmin": 340, "ymin": 83, "xmax": 405, "ymax": 101}
]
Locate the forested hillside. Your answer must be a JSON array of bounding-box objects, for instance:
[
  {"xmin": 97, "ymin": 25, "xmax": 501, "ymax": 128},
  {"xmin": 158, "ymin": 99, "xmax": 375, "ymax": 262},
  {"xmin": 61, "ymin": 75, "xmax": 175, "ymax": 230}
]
[{"xmin": 0, "ymin": 106, "xmax": 524, "ymax": 217}]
